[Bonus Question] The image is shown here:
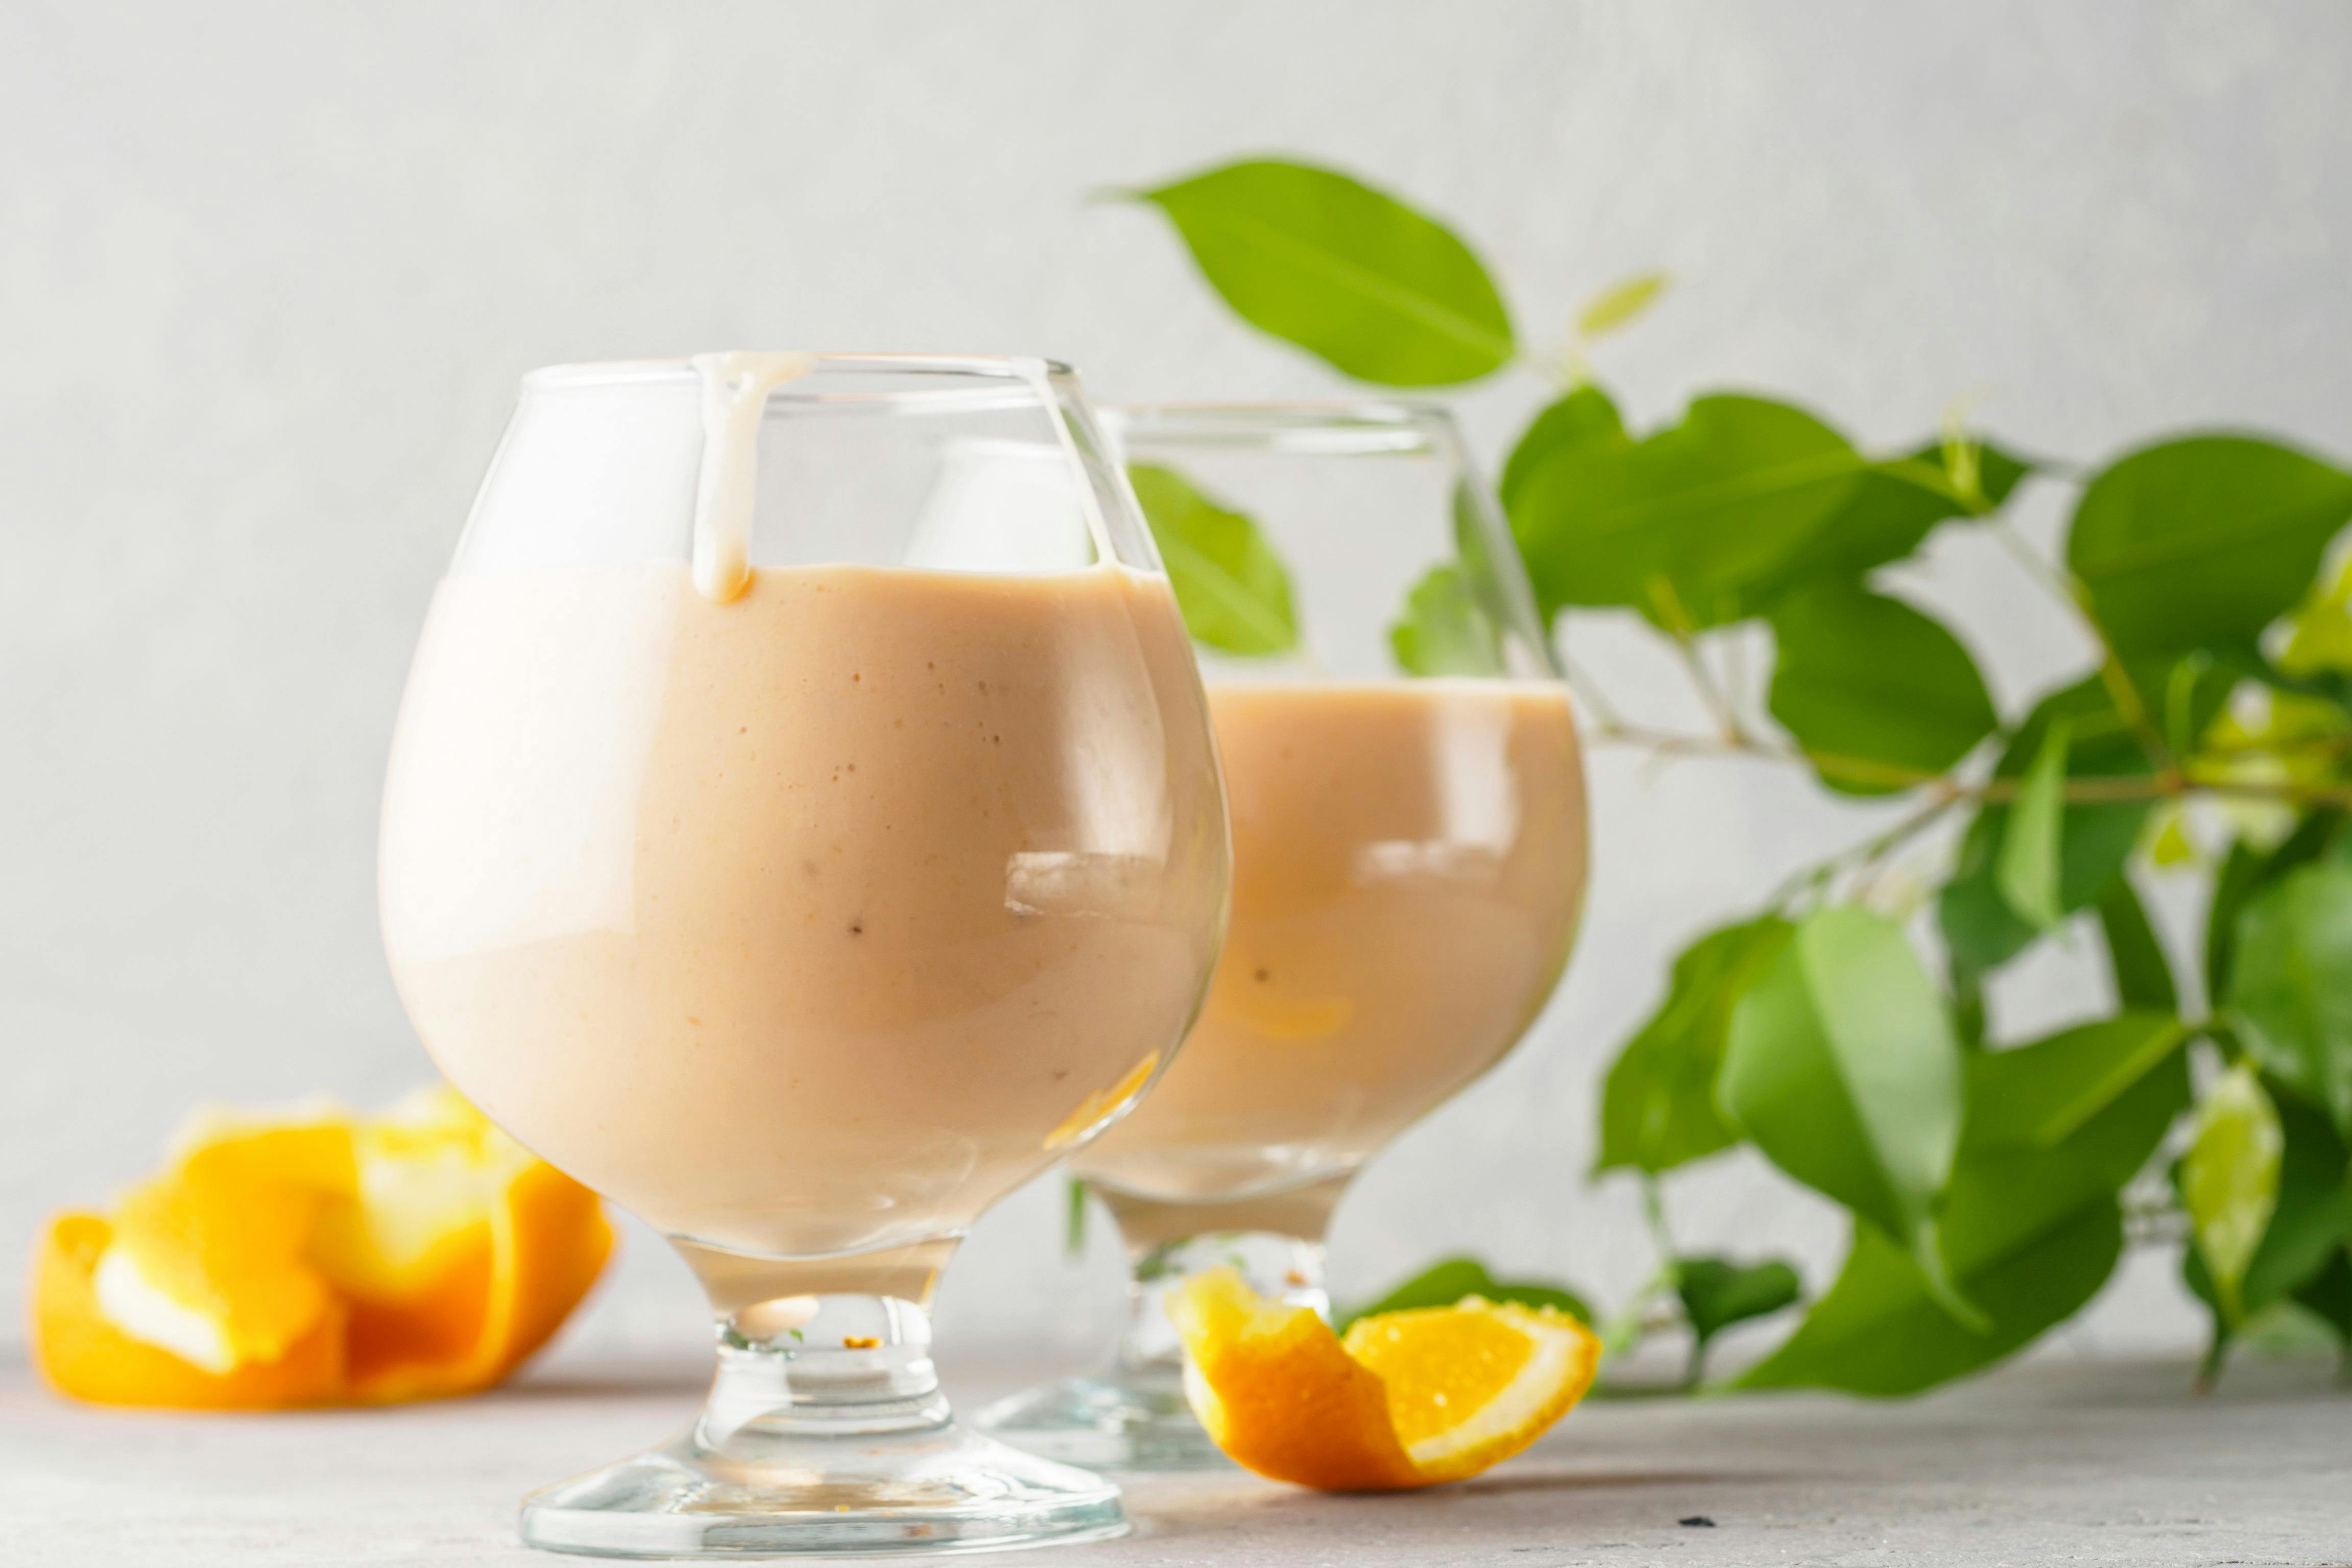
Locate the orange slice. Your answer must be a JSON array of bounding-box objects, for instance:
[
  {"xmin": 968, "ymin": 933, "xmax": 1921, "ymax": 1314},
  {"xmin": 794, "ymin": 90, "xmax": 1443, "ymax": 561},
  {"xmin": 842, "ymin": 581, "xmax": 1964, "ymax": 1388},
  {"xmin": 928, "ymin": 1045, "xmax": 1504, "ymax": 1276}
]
[
  {"xmin": 1172, "ymin": 1267, "xmax": 1601, "ymax": 1490},
  {"xmin": 30, "ymin": 1085, "xmax": 611, "ymax": 1410}
]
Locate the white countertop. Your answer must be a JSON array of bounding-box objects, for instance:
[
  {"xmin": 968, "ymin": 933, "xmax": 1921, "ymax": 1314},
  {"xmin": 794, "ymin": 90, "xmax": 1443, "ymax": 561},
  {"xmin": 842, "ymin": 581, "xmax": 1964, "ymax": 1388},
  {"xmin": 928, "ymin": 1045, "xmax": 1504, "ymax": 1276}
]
[{"xmin": 4, "ymin": 1352, "xmax": 2346, "ymax": 1566}]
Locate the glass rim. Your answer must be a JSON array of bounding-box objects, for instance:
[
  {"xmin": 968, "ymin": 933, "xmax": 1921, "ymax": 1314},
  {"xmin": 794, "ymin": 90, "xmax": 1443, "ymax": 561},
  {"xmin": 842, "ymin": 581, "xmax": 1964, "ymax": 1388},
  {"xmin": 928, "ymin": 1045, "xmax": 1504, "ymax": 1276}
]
[
  {"xmin": 1106, "ymin": 399, "xmax": 1458, "ymax": 456},
  {"xmin": 520, "ymin": 352, "xmax": 1079, "ymax": 407}
]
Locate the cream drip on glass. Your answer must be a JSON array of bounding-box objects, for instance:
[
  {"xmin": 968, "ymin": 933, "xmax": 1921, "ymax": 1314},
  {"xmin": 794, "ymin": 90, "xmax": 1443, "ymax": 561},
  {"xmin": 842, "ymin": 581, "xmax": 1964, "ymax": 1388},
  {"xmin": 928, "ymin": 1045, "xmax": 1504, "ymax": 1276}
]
[{"xmin": 689, "ymin": 350, "xmax": 815, "ymax": 602}]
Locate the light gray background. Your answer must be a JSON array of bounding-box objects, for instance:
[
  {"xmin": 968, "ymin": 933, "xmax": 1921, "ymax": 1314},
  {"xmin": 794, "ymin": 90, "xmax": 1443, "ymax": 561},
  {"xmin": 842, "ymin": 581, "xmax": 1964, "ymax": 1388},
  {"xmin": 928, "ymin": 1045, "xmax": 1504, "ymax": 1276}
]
[{"xmin": 5, "ymin": 1, "xmax": 2348, "ymax": 1373}]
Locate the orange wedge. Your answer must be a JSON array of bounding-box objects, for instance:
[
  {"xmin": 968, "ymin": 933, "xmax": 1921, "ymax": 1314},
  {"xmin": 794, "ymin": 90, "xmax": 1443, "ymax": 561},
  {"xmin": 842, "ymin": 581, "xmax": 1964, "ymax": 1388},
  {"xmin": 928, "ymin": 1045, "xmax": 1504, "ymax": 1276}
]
[
  {"xmin": 31, "ymin": 1085, "xmax": 611, "ymax": 1410},
  {"xmin": 1172, "ymin": 1267, "xmax": 1601, "ymax": 1490}
]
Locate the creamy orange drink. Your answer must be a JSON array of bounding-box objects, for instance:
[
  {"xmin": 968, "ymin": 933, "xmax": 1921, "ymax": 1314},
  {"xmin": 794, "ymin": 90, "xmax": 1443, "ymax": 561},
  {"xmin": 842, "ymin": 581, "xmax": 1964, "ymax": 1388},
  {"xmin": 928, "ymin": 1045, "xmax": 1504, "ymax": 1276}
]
[
  {"xmin": 377, "ymin": 354, "xmax": 1231, "ymax": 1553},
  {"xmin": 1074, "ymin": 680, "xmax": 1584, "ymax": 1206},
  {"xmin": 977, "ymin": 401, "xmax": 1587, "ymax": 1474},
  {"xmin": 381, "ymin": 558, "xmax": 1225, "ymax": 1262}
]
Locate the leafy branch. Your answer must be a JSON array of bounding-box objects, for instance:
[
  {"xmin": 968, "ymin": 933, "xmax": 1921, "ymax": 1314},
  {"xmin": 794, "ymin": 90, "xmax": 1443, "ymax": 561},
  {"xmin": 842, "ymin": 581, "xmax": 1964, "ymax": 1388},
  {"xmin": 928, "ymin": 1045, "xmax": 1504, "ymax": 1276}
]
[{"xmin": 1123, "ymin": 154, "xmax": 2352, "ymax": 1394}]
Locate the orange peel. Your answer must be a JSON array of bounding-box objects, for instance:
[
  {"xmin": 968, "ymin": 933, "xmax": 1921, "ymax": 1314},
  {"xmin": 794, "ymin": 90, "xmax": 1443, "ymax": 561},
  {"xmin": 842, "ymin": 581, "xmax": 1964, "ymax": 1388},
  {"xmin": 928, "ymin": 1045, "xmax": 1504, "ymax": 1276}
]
[
  {"xmin": 1172, "ymin": 1267, "xmax": 1601, "ymax": 1490},
  {"xmin": 31, "ymin": 1085, "xmax": 610, "ymax": 1410}
]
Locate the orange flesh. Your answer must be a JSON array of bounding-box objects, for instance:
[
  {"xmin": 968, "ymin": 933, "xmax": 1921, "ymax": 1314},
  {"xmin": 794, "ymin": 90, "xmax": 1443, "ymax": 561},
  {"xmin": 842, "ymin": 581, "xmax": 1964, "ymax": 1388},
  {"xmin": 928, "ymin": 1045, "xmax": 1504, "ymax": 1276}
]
[
  {"xmin": 1173, "ymin": 1269, "xmax": 1601, "ymax": 1492},
  {"xmin": 1344, "ymin": 1309, "xmax": 1538, "ymax": 1447}
]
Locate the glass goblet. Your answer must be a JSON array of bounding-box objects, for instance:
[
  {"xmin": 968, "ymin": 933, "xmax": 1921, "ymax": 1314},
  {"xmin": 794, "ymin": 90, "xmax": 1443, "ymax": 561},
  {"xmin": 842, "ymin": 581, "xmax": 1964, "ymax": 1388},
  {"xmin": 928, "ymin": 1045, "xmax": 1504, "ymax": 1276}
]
[
  {"xmin": 977, "ymin": 400, "xmax": 1586, "ymax": 1470},
  {"xmin": 379, "ymin": 354, "xmax": 1230, "ymax": 1554}
]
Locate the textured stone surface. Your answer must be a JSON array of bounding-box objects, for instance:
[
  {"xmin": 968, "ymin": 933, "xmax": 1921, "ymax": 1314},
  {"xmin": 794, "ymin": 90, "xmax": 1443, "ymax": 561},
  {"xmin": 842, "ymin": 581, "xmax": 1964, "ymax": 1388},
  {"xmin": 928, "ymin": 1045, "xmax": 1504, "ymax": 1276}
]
[{"xmin": 5, "ymin": 1353, "xmax": 2347, "ymax": 1566}]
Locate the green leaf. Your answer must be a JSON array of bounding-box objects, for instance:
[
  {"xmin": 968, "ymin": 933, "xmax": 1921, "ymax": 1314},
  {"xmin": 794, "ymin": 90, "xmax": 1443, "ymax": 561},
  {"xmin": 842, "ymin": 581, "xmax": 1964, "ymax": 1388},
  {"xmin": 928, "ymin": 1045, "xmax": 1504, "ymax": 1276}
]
[
  {"xmin": 1957, "ymin": 1010, "xmax": 2192, "ymax": 1185},
  {"xmin": 2148, "ymin": 810, "xmax": 2198, "ymax": 867},
  {"xmin": 1940, "ymin": 439, "xmax": 2036, "ymax": 515},
  {"xmin": 1577, "ymin": 270, "xmax": 1671, "ymax": 340},
  {"xmin": 1746, "ymin": 440, "xmax": 2033, "ymax": 601},
  {"xmin": 1389, "ymin": 565, "xmax": 1505, "ymax": 677},
  {"xmin": 1127, "ymin": 463, "xmax": 1298, "ymax": 656},
  {"xmin": 1939, "ymin": 677, "xmax": 2169, "ymax": 982},
  {"xmin": 1597, "ymin": 916, "xmax": 1793, "ymax": 1174},
  {"xmin": 1675, "ymin": 1256, "xmax": 1802, "ymax": 1350},
  {"xmin": 2180, "ymin": 1092, "xmax": 2352, "ymax": 1375},
  {"xmin": 2290, "ymin": 1247, "xmax": 2352, "ymax": 1360},
  {"xmin": 1939, "ymin": 810, "xmax": 2038, "ymax": 986},
  {"xmin": 1335, "ymin": 1257, "xmax": 1591, "ymax": 1334},
  {"xmin": 1741, "ymin": 1028, "xmax": 2183, "ymax": 1395},
  {"xmin": 2182, "ymin": 1065, "xmax": 2285, "ymax": 1324},
  {"xmin": 2207, "ymin": 841, "xmax": 2269, "ymax": 1005},
  {"xmin": 2281, "ymin": 551, "xmax": 2352, "ymax": 678},
  {"xmin": 1767, "ymin": 583, "xmax": 1996, "ymax": 795},
  {"xmin": 1981, "ymin": 1031, "xmax": 2195, "ymax": 1197},
  {"xmin": 2097, "ymin": 877, "xmax": 2179, "ymax": 1012},
  {"xmin": 1953, "ymin": 970, "xmax": 1988, "ymax": 1050},
  {"xmin": 2207, "ymin": 812, "xmax": 2342, "ymax": 1003},
  {"xmin": 1739, "ymin": 1203, "xmax": 2116, "ymax": 1397},
  {"xmin": 2066, "ymin": 435, "xmax": 2352, "ymax": 661},
  {"xmin": 1504, "ymin": 405, "xmax": 2029, "ymax": 634},
  {"xmin": 2236, "ymin": 1297, "xmax": 2346, "ymax": 1360},
  {"xmin": 1720, "ymin": 907, "xmax": 1969, "ymax": 1315},
  {"xmin": 1740, "ymin": 1201, "xmax": 2119, "ymax": 1397},
  {"xmin": 2242, "ymin": 1093, "xmax": 2352, "ymax": 1316},
  {"xmin": 1961, "ymin": 1013, "xmax": 2188, "ymax": 1151},
  {"xmin": 2227, "ymin": 859, "xmax": 2352, "ymax": 1137},
  {"xmin": 1508, "ymin": 394, "xmax": 1871, "ymax": 630},
  {"xmin": 1499, "ymin": 385, "xmax": 1626, "ymax": 512},
  {"xmin": 1132, "ymin": 159, "xmax": 1515, "ymax": 386},
  {"xmin": 1997, "ymin": 718, "xmax": 2072, "ymax": 928}
]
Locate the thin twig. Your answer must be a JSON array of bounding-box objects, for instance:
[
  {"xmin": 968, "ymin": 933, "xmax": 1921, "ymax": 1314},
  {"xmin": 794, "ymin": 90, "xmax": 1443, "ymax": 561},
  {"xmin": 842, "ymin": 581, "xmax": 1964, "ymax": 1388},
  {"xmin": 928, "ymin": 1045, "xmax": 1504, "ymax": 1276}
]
[
  {"xmin": 2197, "ymin": 728, "xmax": 2352, "ymax": 760},
  {"xmin": 1647, "ymin": 582, "xmax": 1746, "ymax": 746},
  {"xmin": 1768, "ymin": 785, "xmax": 1966, "ymax": 911},
  {"xmin": 1668, "ymin": 639, "xmax": 1742, "ymax": 744},
  {"xmin": 1639, "ymin": 1174, "xmax": 1678, "ymax": 1262},
  {"xmin": 1596, "ymin": 1257, "xmax": 1679, "ymax": 1367},
  {"xmin": 1989, "ymin": 518, "xmax": 2186, "ymax": 787},
  {"xmin": 1585, "ymin": 721, "xmax": 2352, "ymax": 809},
  {"xmin": 1722, "ymin": 624, "xmax": 1755, "ymax": 736},
  {"xmin": 1555, "ymin": 645, "xmax": 1626, "ymax": 730},
  {"xmin": 1519, "ymin": 341, "xmax": 1585, "ymax": 392}
]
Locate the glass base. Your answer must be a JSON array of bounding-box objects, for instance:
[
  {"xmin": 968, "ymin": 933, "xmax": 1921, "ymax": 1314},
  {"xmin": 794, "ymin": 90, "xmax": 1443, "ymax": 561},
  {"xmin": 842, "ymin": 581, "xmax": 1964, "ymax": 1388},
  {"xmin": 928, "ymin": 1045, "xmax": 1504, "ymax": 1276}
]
[
  {"xmin": 522, "ymin": 1284, "xmax": 1124, "ymax": 1558},
  {"xmin": 972, "ymin": 1362, "xmax": 1230, "ymax": 1473},
  {"xmin": 519, "ymin": 1419, "xmax": 1126, "ymax": 1558}
]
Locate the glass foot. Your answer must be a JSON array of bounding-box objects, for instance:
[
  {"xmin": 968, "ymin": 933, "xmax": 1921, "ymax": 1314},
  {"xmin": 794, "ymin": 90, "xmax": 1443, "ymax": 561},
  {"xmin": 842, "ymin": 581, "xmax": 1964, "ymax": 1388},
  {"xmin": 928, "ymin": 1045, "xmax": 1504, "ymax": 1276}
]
[
  {"xmin": 522, "ymin": 1288, "xmax": 1124, "ymax": 1558},
  {"xmin": 519, "ymin": 1418, "xmax": 1125, "ymax": 1558},
  {"xmin": 974, "ymin": 1363, "xmax": 1231, "ymax": 1473}
]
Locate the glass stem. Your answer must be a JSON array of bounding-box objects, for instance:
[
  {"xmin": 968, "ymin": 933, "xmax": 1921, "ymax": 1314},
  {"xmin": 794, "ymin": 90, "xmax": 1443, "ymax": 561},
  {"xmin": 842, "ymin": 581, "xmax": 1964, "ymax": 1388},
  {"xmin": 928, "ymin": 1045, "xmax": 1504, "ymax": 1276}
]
[
  {"xmin": 1115, "ymin": 1231, "xmax": 1329, "ymax": 1375},
  {"xmin": 703, "ymin": 1294, "xmax": 948, "ymax": 1449},
  {"xmin": 1100, "ymin": 1241, "xmax": 1326, "ymax": 1382},
  {"xmin": 1092, "ymin": 1178, "xmax": 1348, "ymax": 1378}
]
